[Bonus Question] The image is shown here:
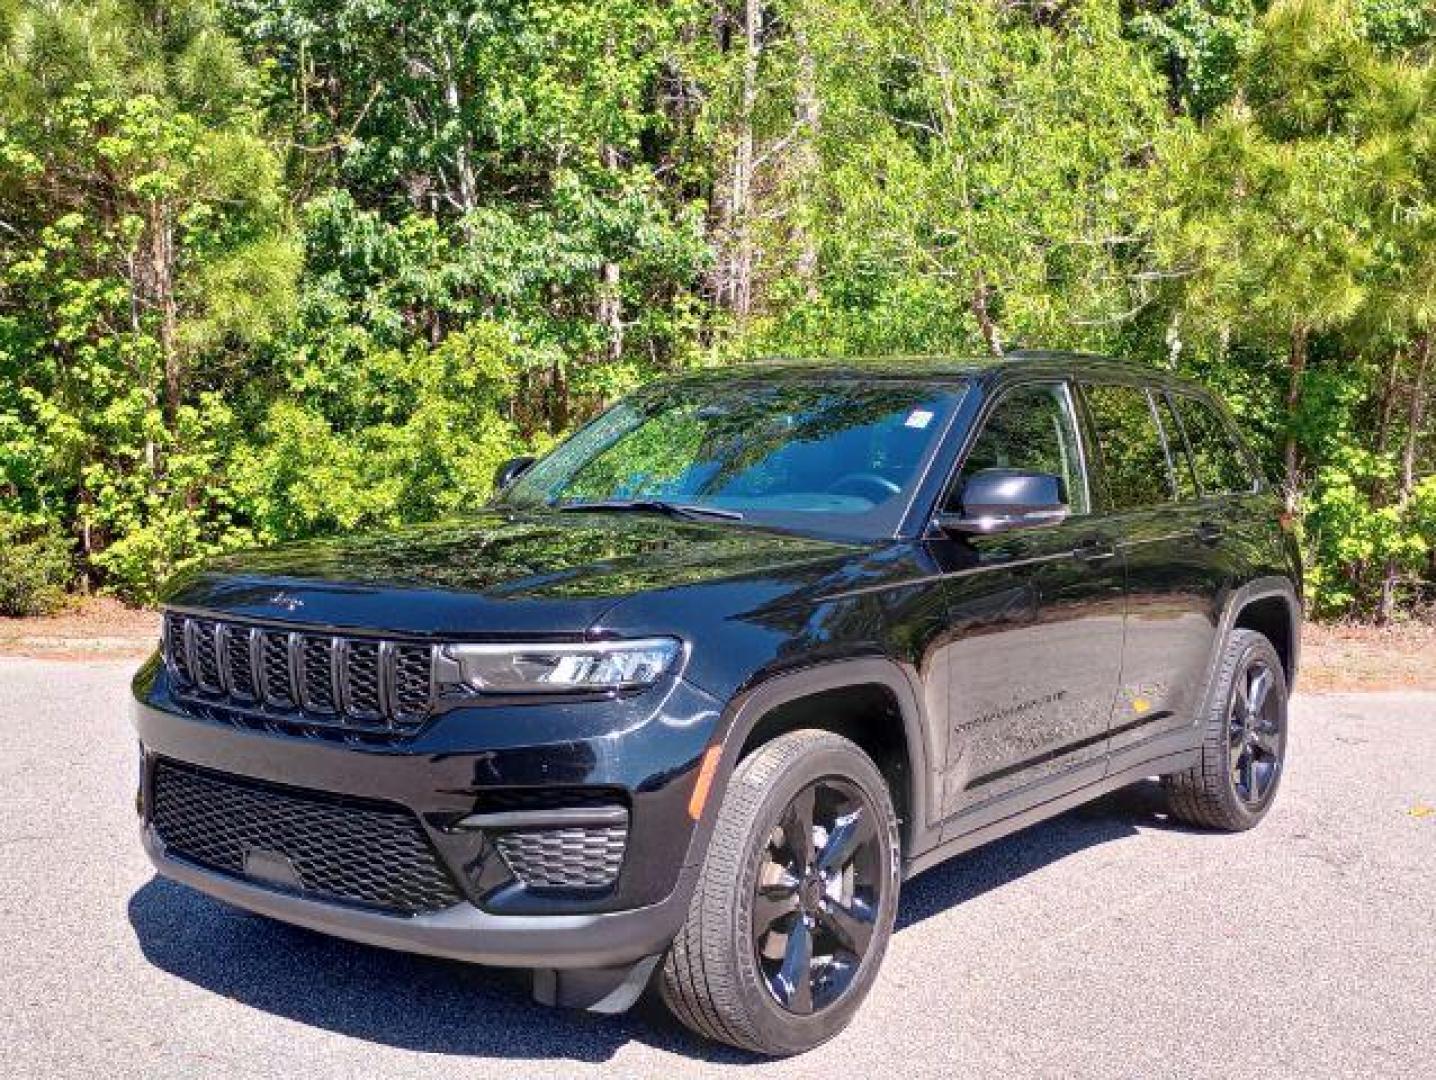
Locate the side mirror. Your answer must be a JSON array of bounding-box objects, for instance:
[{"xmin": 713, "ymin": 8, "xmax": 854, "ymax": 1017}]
[
  {"xmin": 493, "ymin": 455, "xmax": 536, "ymax": 492},
  {"xmin": 936, "ymin": 468, "xmax": 1069, "ymax": 534}
]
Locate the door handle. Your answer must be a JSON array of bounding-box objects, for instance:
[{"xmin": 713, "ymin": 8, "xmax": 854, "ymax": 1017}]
[
  {"xmin": 1194, "ymin": 521, "xmax": 1225, "ymax": 545},
  {"xmin": 1072, "ymin": 539, "xmax": 1116, "ymax": 563}
]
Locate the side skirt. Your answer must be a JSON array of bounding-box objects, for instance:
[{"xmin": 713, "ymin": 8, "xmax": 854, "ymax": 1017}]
[{"xmin": 902, "ymin": 747, "xmax": 1199, "ymax": 880}]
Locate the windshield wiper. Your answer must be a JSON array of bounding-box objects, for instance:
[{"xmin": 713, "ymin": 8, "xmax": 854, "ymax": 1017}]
[{"xmin": 555, "ymin": 499, "xmax": 744, "ymax": 522}]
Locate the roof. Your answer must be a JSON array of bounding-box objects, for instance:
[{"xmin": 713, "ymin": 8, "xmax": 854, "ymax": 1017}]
[{"xmin": 670, "ymin": 350, "xmax": 1203, "ymax": 391}]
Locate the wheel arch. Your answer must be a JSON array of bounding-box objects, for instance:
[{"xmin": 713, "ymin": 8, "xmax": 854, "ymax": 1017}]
[
  {"xmin": 1219, "ymin": 577, "xmax": 1303, "ymax": 692},
  {"xmin": 1233, "ymin": 593, "xmax": 1298, "ymax": 687},
  {"xmin": 701, "ymin": 659, "xmax": 936, "ymax": 863}
]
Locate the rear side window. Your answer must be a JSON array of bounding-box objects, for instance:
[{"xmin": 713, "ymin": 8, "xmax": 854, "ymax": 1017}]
[
  {"xmin": 1173, "ymin": 394, "xmax": 1254, "ymax": 496},
  {"xmin": 1082, "ymin": 383, "xmax": 1172, "ymax": 510}
]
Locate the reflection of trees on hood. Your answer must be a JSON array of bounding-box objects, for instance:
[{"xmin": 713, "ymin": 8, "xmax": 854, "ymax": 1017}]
[{"xmin": 207, "ymin": 513, "xmax": 850, "ymax": 598}]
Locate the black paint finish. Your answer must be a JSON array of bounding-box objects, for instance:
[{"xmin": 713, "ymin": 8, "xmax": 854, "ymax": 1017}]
[{"xmin": 131, "ymin": 351, "xmax": 1302, "ymax": 977}]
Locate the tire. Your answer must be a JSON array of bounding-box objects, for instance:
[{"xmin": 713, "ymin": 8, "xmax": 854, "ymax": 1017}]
[
  {"xmin": 660, "ymin": 729, "xmax": 901, "ymax": 1056},
  {"xmin": 1162, "ymin": 628, "xmax": 1289, "ymax": 831}
]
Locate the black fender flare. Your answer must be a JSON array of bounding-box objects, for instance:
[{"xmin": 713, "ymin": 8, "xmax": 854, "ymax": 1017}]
[
  {"xmin": 1204, "ymin": 575, "xmax": 1303, "ymax": 705},
  {"xmin": 681, "ymin": 657, "xmax": 938, "ymax": 871}
]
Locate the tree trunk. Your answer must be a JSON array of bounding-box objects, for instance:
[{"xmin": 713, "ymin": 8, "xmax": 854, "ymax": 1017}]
[
  {"xmin": 1399, "ymin": 333, "xmax": 1431, "ymax": 501},
  {"xmin": 717, "ymin": 0, "xmax": 762, "ymax": 319},
  {"xmin": 597, "ymin": 143, "xmax": 624, "ymax": 367},
  {"xmin": 147, "ymin": 201, "xmax": 180, "ymax": 431},
  {"xmin": 550, "ymin": 356, "xmax": 569, "ymax": 435},
  {"xmin": 1283, "ymin": 325, "xmax": 1308, "ymax": 514},
  {"xmin": 1371, "ymin": 347, "xmax": 1403, "ymax": 503},
  {"xmin": 791, "ymin": 20, "xmax": 820, "ymax": 299},
  {"xmin": 442, "ymin": 44, "xmax": 478, "ymax": 217},
  {"xmin": 1378, "ymin": 333, "xmax": 1433, "ymax": 622},
  {"xmin": 971, "ymin": 271, "xmax": 1003, "ymax": 356}
]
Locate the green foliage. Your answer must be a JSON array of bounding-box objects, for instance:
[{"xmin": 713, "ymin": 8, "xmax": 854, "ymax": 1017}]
[
  {"xmin": 736, "ymin": 0, "xmax": 1173, "ymax": 358},
  {"xmin": 1128, "ymin": 0, "xmax": 1260, "ymax": 117},
  {"xmin": 0, "ymin": 513, "xmax": 70, "ymax": 616},
  {"xmin": 0, "ymin": 0, "xmax": 1433, "ymax": 620},
  {"xmin": 231, "ymin": 324, "xmax": 526, "ymax": 540}
]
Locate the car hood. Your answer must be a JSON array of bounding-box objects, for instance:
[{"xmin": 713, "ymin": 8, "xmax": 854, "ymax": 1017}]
[{"xmin": 163, "ymin": 511, "xmax": 867, "ymax": 636}]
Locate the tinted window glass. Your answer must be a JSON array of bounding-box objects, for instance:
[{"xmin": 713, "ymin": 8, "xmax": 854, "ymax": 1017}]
[
  {"xmin": 955, "ymin": 383, "xmax": 1089, "ymax": 514},
  {"xmin": 503, "ymin": 379, "xmax": 964, "ymax": 537},
  {"xmin": 1155, "ymin": 394, "xmax": 1199, "ymax": 501},
  {"xmin": 1083, "ymin": 384, "xmax": 1172, "ymax": 509},
  {"xmin": 1174, "ymin": 395, "xmax": 1253, "ymax": 495}
]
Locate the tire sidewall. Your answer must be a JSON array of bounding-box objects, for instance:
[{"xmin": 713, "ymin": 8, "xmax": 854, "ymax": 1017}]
[
  {"xmin": 1218, "ymin": 631, "xmax": 1289, "ymax": 825},
  {"xmin": 726, "ymin": 738, "xmax": 901, "ymax": 1055}
]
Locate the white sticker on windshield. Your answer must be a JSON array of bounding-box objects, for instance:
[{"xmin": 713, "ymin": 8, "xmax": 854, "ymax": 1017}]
[{"xmin": 904, "ymin": 409, "xmax": 934, "ymax": 429}]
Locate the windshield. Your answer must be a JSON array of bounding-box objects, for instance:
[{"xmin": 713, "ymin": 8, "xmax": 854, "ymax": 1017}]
[{"xmin": 501, "ymin": 377, "xmax": 967, "ymax": 537}]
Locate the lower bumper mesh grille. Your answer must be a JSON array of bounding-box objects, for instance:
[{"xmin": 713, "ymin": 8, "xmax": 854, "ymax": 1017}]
[
  {"xmin": 495, "ymin": 820, "xmax": 628, "ymax": 889},
  {"xmin": 150, "ymin": 760, "xmax": 462, "ymax": 915}
]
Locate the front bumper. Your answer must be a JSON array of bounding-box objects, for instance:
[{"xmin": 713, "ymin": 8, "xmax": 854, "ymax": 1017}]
[
  {"xmin": 140, "ymin": 824, "xmax": 699, "ymax": 969},
  {"xmin": 132, "ymin": 658, "xmax": 723, "ymax": 970}
]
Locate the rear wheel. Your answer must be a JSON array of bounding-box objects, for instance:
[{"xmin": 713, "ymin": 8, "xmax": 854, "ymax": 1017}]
[
  {"xmin": 1163, "ymin": 628, "xmax": 1288, "ymax": 831},
  {"xmin": 660, "ymin": 729, "xmax": 900, "ymax": 1056}
]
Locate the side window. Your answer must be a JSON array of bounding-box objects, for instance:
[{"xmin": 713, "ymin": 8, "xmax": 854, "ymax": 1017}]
[
  {"xmin": 1082, "ymin": 383, "xmax": 1173, "ymax": 510},
  {"xmin": 1174, "ymin": 394, "xmax": 1254, "ymax": 496},
  {"xmin": 953, "ymin": 383, "xmax": 1089, "ymax": 514},
  {"xmin": 1154, "ymin": 394, "xmax": 1199, "ymax": 502}
]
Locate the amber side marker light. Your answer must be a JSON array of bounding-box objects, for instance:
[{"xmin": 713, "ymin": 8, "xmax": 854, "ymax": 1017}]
[{"xmin": 687, "ymin": 744, "xmax": 723, "ymax": 820}]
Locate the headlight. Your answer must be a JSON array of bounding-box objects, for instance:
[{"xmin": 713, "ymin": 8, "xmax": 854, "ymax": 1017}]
[{"xmin": 436, "ymin": 638, "xmax": 682, "ymax": 695}]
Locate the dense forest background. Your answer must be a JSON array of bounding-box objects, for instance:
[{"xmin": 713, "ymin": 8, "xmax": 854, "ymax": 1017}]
[{"xmin": 2, "ymin": 0, "xmax": 1434, "ymax": 619}]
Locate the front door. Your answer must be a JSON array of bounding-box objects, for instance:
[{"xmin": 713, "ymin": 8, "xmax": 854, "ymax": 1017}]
[{"xmin": 935, "ymin": 381, "xmax": 1127, "ymax": 824}]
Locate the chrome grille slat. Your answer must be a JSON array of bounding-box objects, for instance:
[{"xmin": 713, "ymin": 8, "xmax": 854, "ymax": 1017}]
[
  {"xmin": 258, "ymin": 631, "xmax": 296, "ymax": 708},
  {"xmin": 222, "ymin": 624, "xmax": 259, "ymax": 701},
  {"xmin": 392, "ymin": 645, "xmax": 433, "ymax": 723},
  {"xmin": 298, "ymin": 635, "xmax": 337, "ymax": 714},
  {"xmin": 377, "ymin": 640, "xmax": 396, "ymax": 718},
  {"xmin": 190, "ymin": 619, "xmax": 225, "ymax": 693},
  {"xmin": 341, "ymin": 639, "xmax": 384, "ymax": 720},
  {"xmin": 163, "ymin": 613, "xmax": 435, "ymax": 735},
  {"xmin": 164, "ymin": 614, "xmax": 193, "ymax": 686}
]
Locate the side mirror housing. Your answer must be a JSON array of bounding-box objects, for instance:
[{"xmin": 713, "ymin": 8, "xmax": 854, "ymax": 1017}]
[
  {"xmin": 493, "ymin": 455, "xmax": 537, "ymax": 492},
  {"xmin": 937, "ymin": 468, "xmax": 1069, "ymax": 535}
]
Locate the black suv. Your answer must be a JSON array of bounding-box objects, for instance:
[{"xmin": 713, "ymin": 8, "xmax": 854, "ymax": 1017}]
[{"xmin": 132, "ymin": 353, "xmax": 1300, "ymax": 1055}]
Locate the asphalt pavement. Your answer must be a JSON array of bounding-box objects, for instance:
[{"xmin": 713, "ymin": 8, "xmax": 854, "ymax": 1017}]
[{"xmin": 1, "ymin": 657, "xmax": 1432, "ymax": 1079}]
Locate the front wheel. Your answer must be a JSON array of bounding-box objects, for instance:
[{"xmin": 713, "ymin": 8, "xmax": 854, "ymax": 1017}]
[
  {"xmin": 660, "ymin": 729, "xmax": 900, "ymax": 1056},
  {"xmin": 1163, "ymin": 628, "xmax": 1289, "ymax": 831}
]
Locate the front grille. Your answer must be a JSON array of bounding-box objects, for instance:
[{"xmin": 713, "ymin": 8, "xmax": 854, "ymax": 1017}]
[
  {"xmin": 495, "ymin": 818, "xmax": 628, "ymax": 890},
  {"xmin": 150, "ymin": 760, "xmax": 462, "ymax": 915},
  {"xmin": 163, "ymin": 612, "xmax": 435, "ymax": 735},
  {"xmin": 299, "ymin": 635, "xmax": 337, "ymax": 713}
]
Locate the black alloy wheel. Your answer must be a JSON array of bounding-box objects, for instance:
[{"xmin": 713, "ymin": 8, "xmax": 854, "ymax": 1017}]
[
  {"xmin": 1229, "ymin": 655, "xmax": 1284, "ymax": 806},
  {"xmin": 660, "ymin": 729, "xmax": 900, "ymax": 1056},
  {"xmin": 753, "ymin": 778, "xmax": 884, "ymax": 1015},
  {"xmin": 1164, "ymin": 628, "xmax": 1289, "ymax": 831}
]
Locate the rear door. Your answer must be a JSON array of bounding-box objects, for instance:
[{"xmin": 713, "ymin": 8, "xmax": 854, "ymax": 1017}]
[{"xmin": 1079, "ymin": 382, "xmax": 1228, "ymax": 756}]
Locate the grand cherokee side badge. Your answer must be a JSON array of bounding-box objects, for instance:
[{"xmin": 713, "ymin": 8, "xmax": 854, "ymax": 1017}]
[{"xmin": 270, "ymin": 592, "xmax": 304, "ymax": 612}]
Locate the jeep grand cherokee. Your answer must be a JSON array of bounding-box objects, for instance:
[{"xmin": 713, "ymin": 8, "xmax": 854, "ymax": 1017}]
[{"xmin": 132, "ymin": 352, "xmax": 1301, "ymax": 1055}]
